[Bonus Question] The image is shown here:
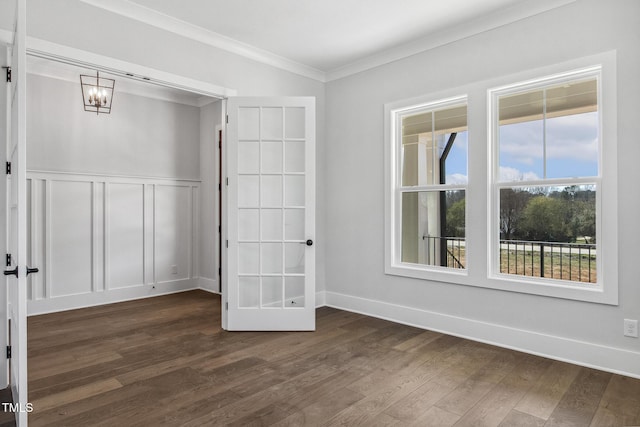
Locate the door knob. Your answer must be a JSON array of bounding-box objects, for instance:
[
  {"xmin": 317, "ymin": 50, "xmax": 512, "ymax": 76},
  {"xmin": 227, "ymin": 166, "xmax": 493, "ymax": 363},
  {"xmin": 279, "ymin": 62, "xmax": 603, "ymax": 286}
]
[
  {"xmin": 306, "ymin": 239, "xmax": 313, "ymax": 246},
  {"xmin": 26, "ymin": 267, "xmax": 39, "ymax": 276},
  {"xmin": 3, "ymin": 267, "xmax": 18, "ymax": 277}
]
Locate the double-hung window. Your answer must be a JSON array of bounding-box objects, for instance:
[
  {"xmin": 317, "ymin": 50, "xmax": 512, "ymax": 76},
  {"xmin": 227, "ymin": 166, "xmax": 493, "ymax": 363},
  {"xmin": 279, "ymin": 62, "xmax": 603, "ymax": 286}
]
[
  {"xmin": 386, "ymin": 96, "xmax": 468, "ymax": 278},
  {"xmin": 489, "ymin": 63, "xmax": 617, "ymax": 303},
  {"xmin": 386, "ymin": 53, "xmax": 616, "ymax": 303}
]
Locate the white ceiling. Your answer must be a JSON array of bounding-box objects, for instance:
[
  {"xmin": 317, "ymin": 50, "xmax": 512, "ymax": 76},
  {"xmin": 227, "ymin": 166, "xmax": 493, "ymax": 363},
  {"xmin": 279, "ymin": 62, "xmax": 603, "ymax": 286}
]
[
  {"xmin": 81, "ymin": 0, "xmax": 576, "ymax": 81},
  {"xmin": 128, "ymin": 0, "xmax": 533, "ymax": 71}
]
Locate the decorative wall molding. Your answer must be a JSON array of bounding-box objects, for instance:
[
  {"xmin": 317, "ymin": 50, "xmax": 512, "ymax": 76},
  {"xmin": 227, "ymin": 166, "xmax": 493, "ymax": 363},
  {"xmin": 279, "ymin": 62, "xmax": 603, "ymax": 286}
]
[
  {"xmin": 79, "ymin": 0, "xmax": 326, "ymax": 82},
  {"xmin": 325, "ymin": 0, "xmax": 578, "ymax": 81},
  {"xmin": 28, "ymin": 170, "xmax": 202, "ymax": 184},
  {"xmin": 324, "ymin": 291, "xmax": 640, "ymax": 379},
  {"xmin": 27, "ymin": 171, "xmax": 201, "ymax": 316},
  {"xmin": 79, "ymin": 0, "xmax": 576, "ymax": 83}
]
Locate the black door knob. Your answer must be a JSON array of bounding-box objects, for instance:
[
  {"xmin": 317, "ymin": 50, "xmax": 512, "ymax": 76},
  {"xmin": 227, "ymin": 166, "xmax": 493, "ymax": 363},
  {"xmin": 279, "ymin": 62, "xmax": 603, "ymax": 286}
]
[
  {"xmin": 26, "ymin": 267, "xmax": 39, "ymax": 276},
  {"xmin": 3, "ymin": 267, "xmax": 18, "ymax": 277},
  {"xmin": 306, "ymin": 239, "xmax": 313, "ymax": 246}
]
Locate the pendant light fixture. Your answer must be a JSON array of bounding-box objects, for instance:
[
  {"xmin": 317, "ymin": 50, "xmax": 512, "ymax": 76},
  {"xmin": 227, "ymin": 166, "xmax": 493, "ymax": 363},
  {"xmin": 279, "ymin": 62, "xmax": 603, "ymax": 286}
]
[{"xmin": 80, "ymin": 70, "xmax": 115, "ymax": 115}]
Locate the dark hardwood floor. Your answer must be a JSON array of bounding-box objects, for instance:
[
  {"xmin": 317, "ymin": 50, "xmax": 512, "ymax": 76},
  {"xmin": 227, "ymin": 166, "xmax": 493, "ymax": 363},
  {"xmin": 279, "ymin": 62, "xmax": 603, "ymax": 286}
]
[{"xmin": 27, "ymin": 291, "xmax": 640, "ymax": 426}]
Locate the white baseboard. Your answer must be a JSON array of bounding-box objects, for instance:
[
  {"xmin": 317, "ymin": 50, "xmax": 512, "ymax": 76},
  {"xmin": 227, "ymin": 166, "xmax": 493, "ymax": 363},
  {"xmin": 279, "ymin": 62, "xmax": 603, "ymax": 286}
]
[
  {"xmin": 198, "ymin": 277, "xmax": 219, "ymax": 293},
  {"xmin": 28, "ymin": 279, "xmax": 197, "ymax": 316},
  {"xmin": 315, "ymin": 290, "xmax": 326, "ymax": 308},
  {"xmin": 324, "ymin": 291, "xmax": 640, "ymax": 379}
]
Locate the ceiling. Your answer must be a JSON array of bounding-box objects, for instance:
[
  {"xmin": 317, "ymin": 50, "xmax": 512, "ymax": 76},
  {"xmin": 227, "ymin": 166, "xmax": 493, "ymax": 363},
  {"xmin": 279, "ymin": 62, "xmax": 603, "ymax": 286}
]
[{"xmin": 80, "ymin": 0, "xmax": 576, "ymax": 81}]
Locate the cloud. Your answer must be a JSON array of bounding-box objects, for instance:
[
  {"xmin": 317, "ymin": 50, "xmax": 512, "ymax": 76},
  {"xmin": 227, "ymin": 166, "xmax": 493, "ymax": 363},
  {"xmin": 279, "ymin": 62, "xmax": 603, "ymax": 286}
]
[
  {"xmin": 446, "ymin": 173, "xmax": 468, "ymax": 185},
  {"xmin": 499, "ymin": 166, "xmax": 540, "ymax": 182},
  {"xmin": 499, "ymin": 112, "xmax": 598, "ymax": 164}
]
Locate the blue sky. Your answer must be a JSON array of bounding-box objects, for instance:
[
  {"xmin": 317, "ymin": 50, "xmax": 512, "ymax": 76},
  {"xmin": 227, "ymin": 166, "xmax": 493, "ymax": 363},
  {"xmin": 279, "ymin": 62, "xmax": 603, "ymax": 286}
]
[
  {"xmin": 443, "ymin": 112, "xmax": 599, "ymax": 183},
  {"xmin": 444, "ymin": 131, "xmax": 468, "ymax": 184},
  {"xmin": 499, "ymin": 111, "xmax": 598, "ymax": 181}
]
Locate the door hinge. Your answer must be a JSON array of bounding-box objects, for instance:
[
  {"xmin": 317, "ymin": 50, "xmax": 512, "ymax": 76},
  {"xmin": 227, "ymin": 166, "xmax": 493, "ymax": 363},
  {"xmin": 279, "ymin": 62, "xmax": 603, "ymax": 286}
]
[
  {"xmin": 5, "ymin": 254, "xmax": 11, "ymax": 267},
  {"xmin": 5, "ymin": 162, "xmax": 11, "ymax": 175},
  {"xmin": 6, "ymin": 346, "xmax": 11, "ymax": 359},
  {"xmin": 2, "ymin": 66, "xmax": 10, "ymax": 83},
  {"xmin": 225, "ymin": 302, "xmax": 228, "ymax": 310},
  {"xmin": 226, "ymin": 115, "xmax": 229, "ymax": 124},
  {"xmin": 218, "ymin": 267, "xmax": 221, "ymax": 276},
  {"xmin": 226, "ymin": 177, "xmax": 229, "ymax": 186},
  {"xmin": 226, "ymin": 240, "xmax": 229, "ymax": 248}
]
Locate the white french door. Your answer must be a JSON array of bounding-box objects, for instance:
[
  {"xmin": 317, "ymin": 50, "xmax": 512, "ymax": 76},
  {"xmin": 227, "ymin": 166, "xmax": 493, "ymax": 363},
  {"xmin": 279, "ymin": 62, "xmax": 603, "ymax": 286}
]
[
  {"xmin": 4, "ymin": 0, "xmax": 29, "ymax": 424},
  {"xmin": 225, "ymin": 97, "xmax": 315, "ymax": 331}
]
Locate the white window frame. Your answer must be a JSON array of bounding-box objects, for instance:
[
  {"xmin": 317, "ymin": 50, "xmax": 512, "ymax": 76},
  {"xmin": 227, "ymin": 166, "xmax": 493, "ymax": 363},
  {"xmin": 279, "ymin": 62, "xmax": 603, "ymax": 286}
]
[
  {"xmin": 385, "ymin": 94, "xmax": 469, "ymax": 282},
  {"xmin": 384, "ymin": 51, "xmax": 617, "ymax": 305},
  {"xmin": 488, "ymin": 57, "xmax": 618, "ymax": 305}
]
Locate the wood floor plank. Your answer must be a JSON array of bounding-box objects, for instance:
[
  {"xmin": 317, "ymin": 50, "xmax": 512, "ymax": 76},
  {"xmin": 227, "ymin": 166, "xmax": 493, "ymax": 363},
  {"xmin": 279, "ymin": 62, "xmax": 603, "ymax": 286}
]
[
  {"xmin": 544, "ymin": 368, "xmax": 612, "ymax": 427},
  {"xmin": 30, "ymin": 378, "xmax": 122, "ymax": 413},
  {"xmin": 29, "ymin": 383, "xmax": 154, "ymax": 427},
  {"xmin": 346, "ymin": 334, "xmax": 464, "ymax": 397},
  {"xmin": 80, "ymin": 367, "xmax": 211, "ymax": 427},
  {"xmin": 514, "ymin": 360, "xmax": 581, "ymax": 420},
  {"xmin": 181, "ymin": 364, "xmax": 341, "ymax": 426},
  {"xmin": 29, "ymin": 351, "xmax": 123, "ymax": 381},
  {"xmin": 392, "ymin": 329, "xmax": 443, "ymax": 352},
  {"xmin": 228, "ymin": 368, "xmax": 367, "ymax": 426},
  {"xmin": 589, "ymin": 374, "xmax": 640, "ymax": 427},
  {"xmin": 26, "ymin": 291, "xmax": 640, "ymax": 426},
  {"xmin": 452, "ymin": 354, "xmax": 551, "ymax": 426},
  {"xmin": 271, "ymin": 387, "xmax": 365, "ymax": 427},
  {"xmin": 323, "ymin": 340, "xmax": 485, "ymax": 426},
  {"xmin": 434, "ymin": 348, "xmax": 521, "ymax": 416},
  {"xmin": 409, "ymin": 406, "xmax": 460, "ymax": 426},
  {"xmin": 383, "ymin": 343, "xmax": 500, "ymax": 422},
  {"xmin": 498, "ymin": 410, "xmax": 546, "ymax": 427}
]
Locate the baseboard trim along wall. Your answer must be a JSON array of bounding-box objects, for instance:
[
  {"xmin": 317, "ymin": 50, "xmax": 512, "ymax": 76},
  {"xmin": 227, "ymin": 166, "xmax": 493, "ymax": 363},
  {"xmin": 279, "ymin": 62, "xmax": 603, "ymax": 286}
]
[
  {"xmin": 28, "ymin": 279, "xmax": 197, "ymax": 316},
  {"xmin": 315, "ymin": 290, "xmax": 326, "ymax": 308},
  {"xmin": 198, "ymin": 277, "xmax": 220, "ymax": 294},
  {"xmin": 322, "ymin": 291, "xmax": 640, "ymax": 379}
]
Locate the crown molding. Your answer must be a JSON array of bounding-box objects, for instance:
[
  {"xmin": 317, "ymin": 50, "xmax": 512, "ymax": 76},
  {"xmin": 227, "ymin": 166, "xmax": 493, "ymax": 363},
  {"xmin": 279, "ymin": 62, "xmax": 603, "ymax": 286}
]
[
  {"xmin": 80, "ymin": 0, "xmax": 327, "ymax": 82},
  {"xmin": 80, "ymin": 0, "xmax": 576, "ymax": 84},
  {"xmin": 325, "ymin": 0, "xmax": 578, "ymax": 81}
]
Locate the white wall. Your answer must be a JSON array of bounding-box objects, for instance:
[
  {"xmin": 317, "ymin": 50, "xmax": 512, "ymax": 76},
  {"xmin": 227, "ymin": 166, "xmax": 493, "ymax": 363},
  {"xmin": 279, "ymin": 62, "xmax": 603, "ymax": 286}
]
[
  {"xmin": 27, "ymin": 74, "xmax": 201, "ymax": 179},
  {"xmin": 325, "ymin": 0, "xmax": 640, "ymax": 377},
  {"xmin": 25, "ymin": 73, "xmax": 203, "ymax": 314}
]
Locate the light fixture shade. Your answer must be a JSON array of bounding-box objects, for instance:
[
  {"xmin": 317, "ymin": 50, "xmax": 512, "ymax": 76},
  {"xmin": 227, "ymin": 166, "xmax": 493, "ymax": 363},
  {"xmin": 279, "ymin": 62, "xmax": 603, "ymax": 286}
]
[{"xmin": 80, "ymin": 71, "xmax": 115, "ymax": 115}]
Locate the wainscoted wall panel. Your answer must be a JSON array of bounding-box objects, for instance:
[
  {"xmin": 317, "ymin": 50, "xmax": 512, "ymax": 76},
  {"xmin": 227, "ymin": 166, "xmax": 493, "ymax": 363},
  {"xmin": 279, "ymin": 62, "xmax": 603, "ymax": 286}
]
[
  {"xmin": 49, "ymin": 180, "xmax": 93, "ymax": 298},
  {"xmin": 107, "ymin": 183, "xmax": 145, "ymax": 289},
  {"xmin": 155, "ymin": 185, "xmax": 191, "ymax": 283},
  {"xmin": 27, "ymin": 172, "xmax": 200, "ymax": 315}
]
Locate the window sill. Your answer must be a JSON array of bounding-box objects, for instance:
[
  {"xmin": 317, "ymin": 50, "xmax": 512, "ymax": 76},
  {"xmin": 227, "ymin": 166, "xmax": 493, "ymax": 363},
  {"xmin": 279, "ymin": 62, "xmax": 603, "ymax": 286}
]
[{"xmin": 385, "ymin": 263, "xmax": 617, "ymax": 305}]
